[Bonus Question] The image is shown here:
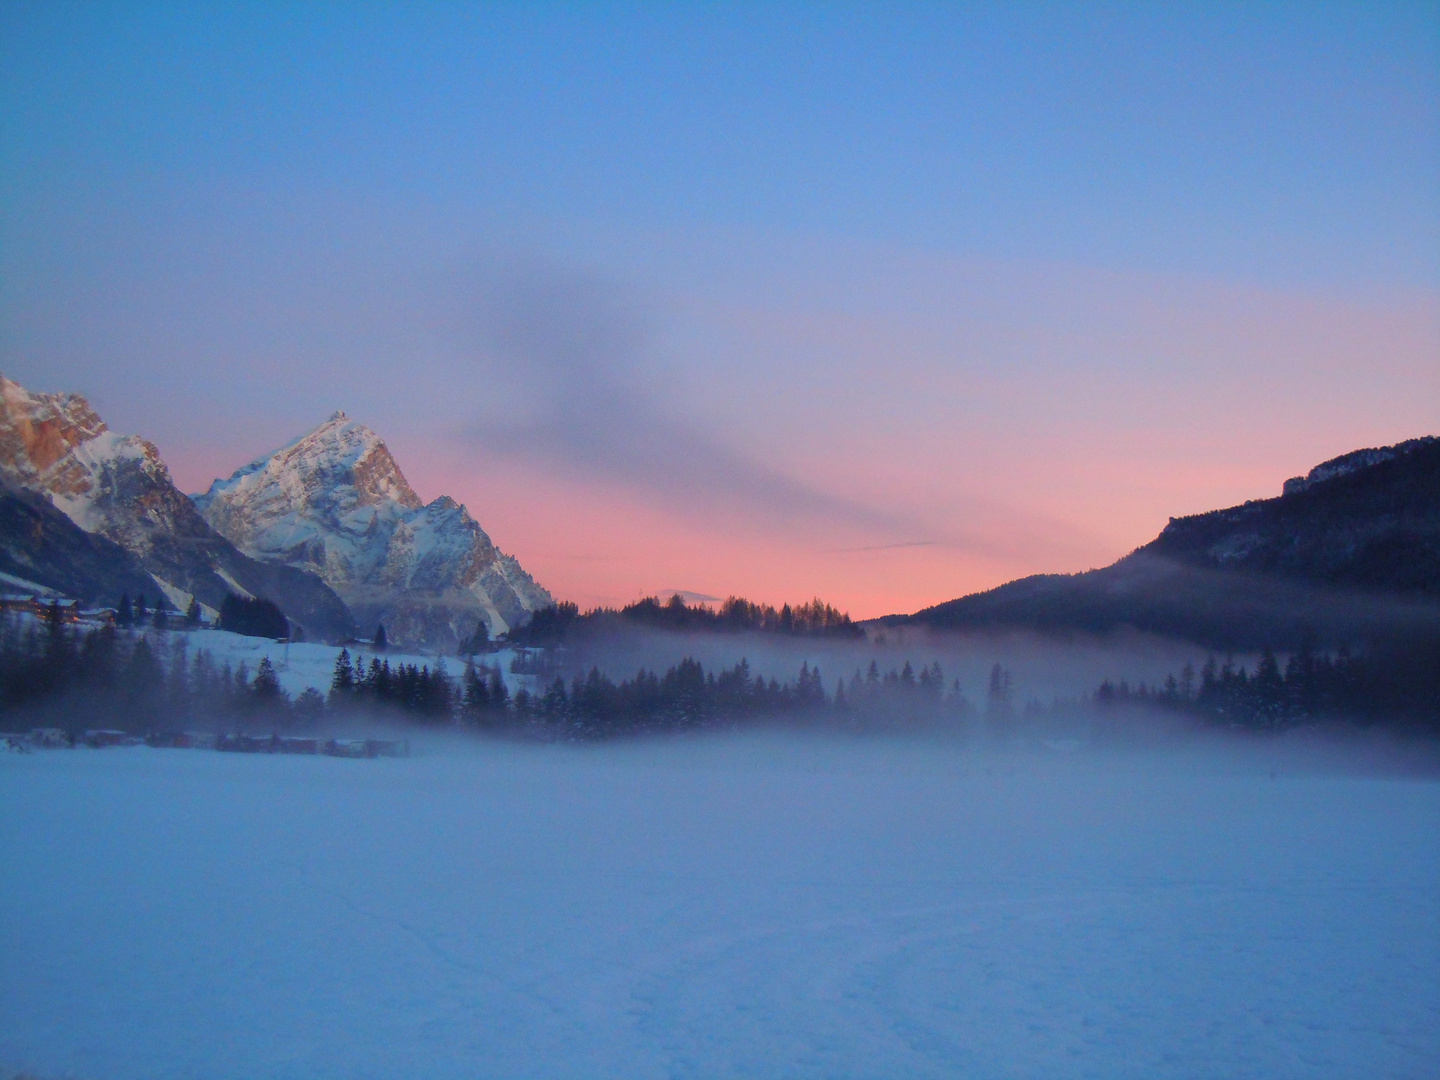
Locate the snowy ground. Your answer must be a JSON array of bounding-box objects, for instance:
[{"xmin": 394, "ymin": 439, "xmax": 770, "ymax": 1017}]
[{"xmin": 2, "ymin": 732, "xmax": 1437, "ymax": 1079}]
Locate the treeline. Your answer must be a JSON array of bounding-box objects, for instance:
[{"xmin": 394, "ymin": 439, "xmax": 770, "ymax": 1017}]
[
  {"xmin": 463, "ymin": 658, "xmax": 831, "ymax": 738},
  {"xmin": 218, "ymin": 594, "xmax": 289, "ymax": 639},
  {"xmin": 1097, "ymin": 633, "xmax": 1440, "ymax": 731},
  {"xmin": 326, "ymin": 648, "xmax": 454, "ymax": 719},
  {"xmin": 2, "ymin": 608, "xmax": 994, "ymax": 738},
  {"xmin": 11, "ymin": 604, "xmax": 1436, "ymax": 741},
  {"xmin": 108, "ymin": 591, "xmax": 288, "ymax": 639},
  {"xmin": 620, "ymin": 595, "xmax": 863, "ymax": 637},
  {"xmin": 0, "ymin": 606, "xmax": 319, "ymax": 730},
  {"xmin": 453, "ymin": 658, "xmax": 1026, "ymax": 739},
  {"xmin": 0, "ymin": 608, "xmax": 442, "ymax": 731},
  {"xmin": 503, "ymin": 594, "xmax": 864, "ymax": 647}
]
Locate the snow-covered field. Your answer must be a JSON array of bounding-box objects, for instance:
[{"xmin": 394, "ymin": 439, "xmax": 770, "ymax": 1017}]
[
  {"xmin": 2, "ymin": 733, "xmax": 1437, "ymax": 1079},
  {"xmin": 163, "ymin": 627, "xmax": 522, "ymax": 698}
]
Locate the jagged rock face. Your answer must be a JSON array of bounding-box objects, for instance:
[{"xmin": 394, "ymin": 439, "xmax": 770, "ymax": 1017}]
[
  {"xmin": 0, "ymin": 376, "xmax": 356, "ymax": 641},
  {"xmin": 0, "ymin": 378, "xmax": 108, "ymax": 487},
  {"xmin": 195, "ymin": 413, "xmax": 552, "ymax": 651},
  {"xmin": 0, "ymin": 375, "xmax": 177, "ymax": 545}
]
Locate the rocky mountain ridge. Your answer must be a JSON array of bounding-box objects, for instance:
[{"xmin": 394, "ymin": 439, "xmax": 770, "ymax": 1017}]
[
  {"xmin": 193, "ymin": 412, "xmax": 551, "ymax": 652},
  {"xmin": 0, "ymin": 376, "xmax": 355, "ymax": 640}
]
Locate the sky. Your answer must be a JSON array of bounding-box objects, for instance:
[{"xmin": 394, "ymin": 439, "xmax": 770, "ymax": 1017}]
[{"xmin": 2, "ymin": 2, "xmax": 1437, "ymax": 616}]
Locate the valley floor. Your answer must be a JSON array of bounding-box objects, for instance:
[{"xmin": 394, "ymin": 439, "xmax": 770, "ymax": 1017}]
[{"xmin": 2, "ymin": 734, "xmax": 1437, "ymax": 1079}]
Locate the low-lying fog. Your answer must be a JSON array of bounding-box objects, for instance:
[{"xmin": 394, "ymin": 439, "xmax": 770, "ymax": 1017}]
[
  {"xmin": 531, "ymin": 622, "xmax": 1214, "ymax": 704},
  {"xmin": 3, "ymin": 729, "xmax": 1436, "ymax": 1079}
]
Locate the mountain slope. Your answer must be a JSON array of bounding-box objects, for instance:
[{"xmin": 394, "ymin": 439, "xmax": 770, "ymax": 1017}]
[
  {"xmin": 900, "ymin": 437, "xmax": 1440, "ymax": 649},
  {"xmin": 0, "ymin": 376, "xmax": 355, "ymax": 640},
  {"xmin": 194, "ymin": 413, "xmax": 551, "ymax": 651},
  {"xmin": 0, "ymin": 477, "xmax": 160, "ymax": 604},
  {"xmin": 1146, "ymin": 436, "xmax": 1438, "ymax": 593}
]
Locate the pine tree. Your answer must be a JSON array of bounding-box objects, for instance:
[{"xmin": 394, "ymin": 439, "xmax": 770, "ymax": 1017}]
[
  {"xmin": 1253, "ymin": 646, "xmax": 1284, "ymax": 727},
  {"xmin": 946, "ymin": 679, "xmax": 970, "ymax": 715},
  {"xmin": 185, "ymin": 597, "xmax": 202, "ymax": 627},
  {"xmin": 294, "ymin": 687, "xmax": 326, "ymax": 722},
  {"xmin": 374, "ymin": 624, "xmax": 388, "ymax": 651},
  {"xmin": 462, "ymin": 661, "xmax": 487, "ymax": 721},
  {"xmin": 487, "ymin": 668, "xmax": 509, "ymax": 711},
  {"xmin": 253, "ymin": 656, "xmax": 283, "ymax": 705},
  {"xmin": 360, "ymin": 657, "xmax": 381, "ymax": 699},
  {"xmin": 460, "ymin": 618, "xmax": 489, "ymax": 656},
  {"xmin": 329, "ymin": 648, "xmax": 355, "ymax": 705},
  {"xmin": 986, "ymin": 663, "xmax": 1014, "ymax": 722},
  {"xmin": 116, "ymin": 594, "xmax": 133, "ymax": 628}
]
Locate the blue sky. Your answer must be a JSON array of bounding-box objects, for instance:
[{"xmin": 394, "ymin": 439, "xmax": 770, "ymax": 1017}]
[
  {"xmin": 2, "ymin": 3, "xmax": 1437, "ymax": 612},
  {"xmin": 6, "ymin": 3, "xmax": 1436, "ymax": 283}
]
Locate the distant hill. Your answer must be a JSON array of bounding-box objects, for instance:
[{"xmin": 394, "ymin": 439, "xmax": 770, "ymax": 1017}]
[{"xmin": 895, "ymin": 437, "xmax": 1440, "ymax": 650}]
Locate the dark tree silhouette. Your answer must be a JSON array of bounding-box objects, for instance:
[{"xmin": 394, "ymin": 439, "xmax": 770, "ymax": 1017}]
[{"xmin": 218, "ymin": 594, "xmax": 289, "ymax": 639}]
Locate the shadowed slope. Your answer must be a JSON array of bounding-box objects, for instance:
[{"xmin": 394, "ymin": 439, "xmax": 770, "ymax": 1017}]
[
  {"xmin": 900, "ymin": 438, "xmax": 1440, "ymax": 649},
  {"xmin": 0, "ymin": 477, "xmax": 159, "ymax": 605}
]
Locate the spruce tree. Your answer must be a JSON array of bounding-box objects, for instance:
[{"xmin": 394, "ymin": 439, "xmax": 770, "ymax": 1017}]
[
  {"xmin": 461, "ymin": 618, "xmax": 489, "ymax": 656},
  {"xmin": 487, "ymin": 668, "xmax": 509, "ymax": 711},
  {"xmin": 329, "ymin": 648, "xmax": 355, "ymax": 705},
  {"xmin": 462, "ymin": 661, "xmax": 487, "ymax": 720},
  {"xmin": 253, "ymin": 656, "xmax": 283, "ymax": 705},
  {"xmin": 986, "ymin": 663, "xmax": 1014, "ymax": 722}
]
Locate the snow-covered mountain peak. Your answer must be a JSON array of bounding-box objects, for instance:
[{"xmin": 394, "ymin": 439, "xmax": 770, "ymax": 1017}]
[
  {"xmin": 196, "ymin": 412, "xmax": 552, "ymax": 648},
  {"xmin": 200, "ymin": 413, "xmax": 424, "ymax": 525}
]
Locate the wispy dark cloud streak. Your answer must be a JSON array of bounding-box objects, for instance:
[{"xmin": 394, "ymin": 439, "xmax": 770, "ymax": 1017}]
[
  {"xmin": 829, "ymin": 540, "xmax": 940, "ymax": 553},
  {"xmin": 464, "ymin": 267, "xmax": 926, "ymax": 542}
]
